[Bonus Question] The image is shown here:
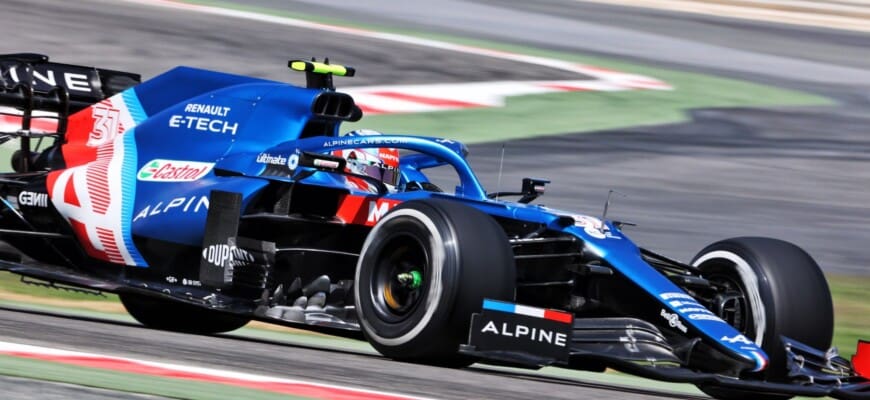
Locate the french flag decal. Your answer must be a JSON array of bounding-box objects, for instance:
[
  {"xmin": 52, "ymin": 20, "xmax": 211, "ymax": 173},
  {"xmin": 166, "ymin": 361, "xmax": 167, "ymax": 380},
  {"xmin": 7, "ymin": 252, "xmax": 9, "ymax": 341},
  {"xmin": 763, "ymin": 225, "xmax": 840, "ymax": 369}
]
[{"xmin": 482, "ymin": 299, "xmax": 574, "ymax": 324}]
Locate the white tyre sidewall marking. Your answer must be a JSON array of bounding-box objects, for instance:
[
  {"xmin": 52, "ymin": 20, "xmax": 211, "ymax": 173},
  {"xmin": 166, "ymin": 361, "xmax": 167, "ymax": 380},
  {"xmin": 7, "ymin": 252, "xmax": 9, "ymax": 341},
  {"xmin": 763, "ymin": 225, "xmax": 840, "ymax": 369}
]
[
  {"xmin": 354, "ymin": 208, "xmax": 446, "ymax": 347},
  {"xmin": 693, "ymin": 250, "xmax": 766, "ymax": 346}
]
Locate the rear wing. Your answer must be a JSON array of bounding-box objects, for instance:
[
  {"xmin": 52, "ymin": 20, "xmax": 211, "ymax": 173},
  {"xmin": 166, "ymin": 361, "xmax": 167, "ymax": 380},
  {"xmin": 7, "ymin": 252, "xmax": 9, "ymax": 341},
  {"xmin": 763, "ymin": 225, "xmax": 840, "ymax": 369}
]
[
  {"xmin": 0, "ymin": 53, "xmax": 140, "ymax": 172},
  {"xmin": 0, "ymin": 53, "xmax": 140, "ymax": 114}
]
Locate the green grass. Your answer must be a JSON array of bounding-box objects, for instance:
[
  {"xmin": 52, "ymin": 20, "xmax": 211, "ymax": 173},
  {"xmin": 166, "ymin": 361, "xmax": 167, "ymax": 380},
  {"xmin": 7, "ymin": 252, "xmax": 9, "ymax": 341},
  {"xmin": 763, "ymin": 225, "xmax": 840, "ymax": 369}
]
[
  {"xmin": 348, "ymin": 80, "xmax": 825, "ymax": 143},
  {"xmin": 828, "ymin": 275, "xmax": 870, "ymax": 359}
]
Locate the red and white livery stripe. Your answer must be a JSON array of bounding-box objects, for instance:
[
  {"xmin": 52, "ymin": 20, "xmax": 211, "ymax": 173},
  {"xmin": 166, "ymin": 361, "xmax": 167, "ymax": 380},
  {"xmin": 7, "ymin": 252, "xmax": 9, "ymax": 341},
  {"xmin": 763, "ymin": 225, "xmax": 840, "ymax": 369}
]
[{"xmin": 46, "ymin": 93, "xmax": 141, "ymax": 266}]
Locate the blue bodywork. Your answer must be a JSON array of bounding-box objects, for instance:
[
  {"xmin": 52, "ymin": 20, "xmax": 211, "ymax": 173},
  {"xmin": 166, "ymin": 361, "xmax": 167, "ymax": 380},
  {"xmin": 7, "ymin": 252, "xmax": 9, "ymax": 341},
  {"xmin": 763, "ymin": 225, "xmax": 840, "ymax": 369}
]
[
  {"xmin": 87, "ymin": 66, "xmax": 770, "ymax": 372},
  {"xmin": 128, "ymin": 67, "xmax": 317, "ymax": 246}
]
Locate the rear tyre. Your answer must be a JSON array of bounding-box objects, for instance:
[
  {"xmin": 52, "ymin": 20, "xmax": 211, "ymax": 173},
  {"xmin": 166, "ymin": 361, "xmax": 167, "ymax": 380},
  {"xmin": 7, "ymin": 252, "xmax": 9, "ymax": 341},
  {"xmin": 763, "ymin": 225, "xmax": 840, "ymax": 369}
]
[
  {"xmin": 119, "ymin": 293, "xmax": 250, "ymax": 334},
  {"xmin": 691, "ymin": 237, "xmax": 833, "ymax": 400},
  {"xmin": 354, "ymin": 199, "xmax": 515, "ymax": 366}
]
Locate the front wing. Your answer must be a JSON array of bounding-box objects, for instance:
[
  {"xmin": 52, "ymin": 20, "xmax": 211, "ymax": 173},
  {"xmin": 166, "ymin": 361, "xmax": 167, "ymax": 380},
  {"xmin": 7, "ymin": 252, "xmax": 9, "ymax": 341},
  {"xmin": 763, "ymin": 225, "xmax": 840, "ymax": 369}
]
[{"xmin": 461, "ymin": 299, "xmax": 870, "ymax": 400}]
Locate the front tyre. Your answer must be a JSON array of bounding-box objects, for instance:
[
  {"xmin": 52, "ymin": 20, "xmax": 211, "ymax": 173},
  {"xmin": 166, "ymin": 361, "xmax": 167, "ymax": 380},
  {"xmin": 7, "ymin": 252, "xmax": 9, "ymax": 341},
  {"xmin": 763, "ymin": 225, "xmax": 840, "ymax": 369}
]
[
  {"xmin": 120, "ymin": 293, "xmax": 250, "ymax": 334},
  {"xmin": 691, "ymin": 237, "xmax": 834, "ymax": 399},
  {"xmin": 354, "ymin": 199, "xmax": 515, "ymax": 365}
]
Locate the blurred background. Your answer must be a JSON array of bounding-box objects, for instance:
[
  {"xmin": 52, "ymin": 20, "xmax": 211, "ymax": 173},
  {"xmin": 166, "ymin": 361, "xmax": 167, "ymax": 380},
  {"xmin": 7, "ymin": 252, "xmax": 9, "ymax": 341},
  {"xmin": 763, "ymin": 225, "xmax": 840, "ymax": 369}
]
[{"xmin": 0, "ymin": 1, "xmax": 868, "ymax": 399}]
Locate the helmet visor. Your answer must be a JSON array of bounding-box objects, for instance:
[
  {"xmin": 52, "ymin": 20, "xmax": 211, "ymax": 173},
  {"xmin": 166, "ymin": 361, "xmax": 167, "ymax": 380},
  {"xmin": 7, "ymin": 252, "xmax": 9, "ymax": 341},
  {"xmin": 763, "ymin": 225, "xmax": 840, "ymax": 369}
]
[{"xmin": 347, "ymin": 159, "xmax": 399, "ymax": 186}]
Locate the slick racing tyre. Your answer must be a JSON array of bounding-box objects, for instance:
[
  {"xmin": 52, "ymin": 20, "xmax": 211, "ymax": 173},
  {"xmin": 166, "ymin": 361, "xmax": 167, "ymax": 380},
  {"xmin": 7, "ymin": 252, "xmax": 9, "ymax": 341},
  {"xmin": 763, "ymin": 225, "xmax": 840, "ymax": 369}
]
[
  {"xmin": 120, "ymin": 293, "xmax": 250, "ymax": 334},
  {"xmin": 354, "ymin": 199, "xmax": 515, "ymax": 366},
  {"xmin": 691, "ymin": 237, "xmax": 834, "ymax": 399}
]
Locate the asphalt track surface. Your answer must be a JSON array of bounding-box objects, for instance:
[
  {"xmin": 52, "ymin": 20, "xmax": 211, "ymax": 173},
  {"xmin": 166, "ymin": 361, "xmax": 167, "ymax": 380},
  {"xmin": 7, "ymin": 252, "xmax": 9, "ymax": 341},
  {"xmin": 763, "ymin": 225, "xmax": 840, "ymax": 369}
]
[
  {"xmin": 0, "ymin": 375, "xmax": 169, "ymax": 400},
  {"xmin": 1, "ymin": 0, "xmax": 870, "ymax": 399},
  {"xmin": 0, "ymin": 307, "xmax": 700, "ymax": 400}
]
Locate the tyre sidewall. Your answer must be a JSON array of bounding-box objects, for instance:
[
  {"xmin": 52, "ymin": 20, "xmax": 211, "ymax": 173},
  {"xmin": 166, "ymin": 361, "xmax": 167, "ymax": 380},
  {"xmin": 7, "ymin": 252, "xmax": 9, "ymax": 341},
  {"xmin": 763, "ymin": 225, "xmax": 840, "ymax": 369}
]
[
  {"xmin": 354, "ymin": 199, "xmax": 515, "ymax": 360},
  {"xmin": 692, "ymin": 237, "xmax": 833, "ymax": 379},
  {"xmin": 354, "ymin": 205, "xmax": 460, "ymax": 350}
]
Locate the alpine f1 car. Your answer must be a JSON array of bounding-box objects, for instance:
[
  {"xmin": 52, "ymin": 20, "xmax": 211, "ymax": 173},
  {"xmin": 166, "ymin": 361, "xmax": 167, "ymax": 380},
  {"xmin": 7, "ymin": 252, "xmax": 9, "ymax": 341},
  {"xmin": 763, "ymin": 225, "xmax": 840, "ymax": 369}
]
[{"xmin": 0, "ymin": 53, "xmax": 867, "ymax": 399}]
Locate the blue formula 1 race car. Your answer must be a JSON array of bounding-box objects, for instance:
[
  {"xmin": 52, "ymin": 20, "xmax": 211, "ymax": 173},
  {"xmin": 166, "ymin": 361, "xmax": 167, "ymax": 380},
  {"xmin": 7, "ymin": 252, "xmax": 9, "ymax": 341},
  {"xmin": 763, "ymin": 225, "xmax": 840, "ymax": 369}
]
[{"xmin": 0, "ymin": 53, "xmax": 867, "ymax": 399}]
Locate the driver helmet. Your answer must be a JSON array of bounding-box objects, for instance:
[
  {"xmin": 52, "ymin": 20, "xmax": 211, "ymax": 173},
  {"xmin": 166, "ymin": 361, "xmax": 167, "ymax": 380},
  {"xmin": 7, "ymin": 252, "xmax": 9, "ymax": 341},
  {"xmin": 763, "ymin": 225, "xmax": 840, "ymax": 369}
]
[{"xmin": 332, "ymin": 130, "xmax": 400, "ymax": 189}]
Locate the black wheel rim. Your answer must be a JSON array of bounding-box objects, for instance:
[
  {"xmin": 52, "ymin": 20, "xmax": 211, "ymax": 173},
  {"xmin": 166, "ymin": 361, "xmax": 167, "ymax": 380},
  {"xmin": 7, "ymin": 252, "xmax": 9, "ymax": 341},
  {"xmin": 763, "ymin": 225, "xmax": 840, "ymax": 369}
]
[
  {"xmin": 705, "ymin": 267, "xmax": 753, "ymax": 336},
  {"xmin": 369, "ymin": 232, "xmax": 429, "ymax": 323}
]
